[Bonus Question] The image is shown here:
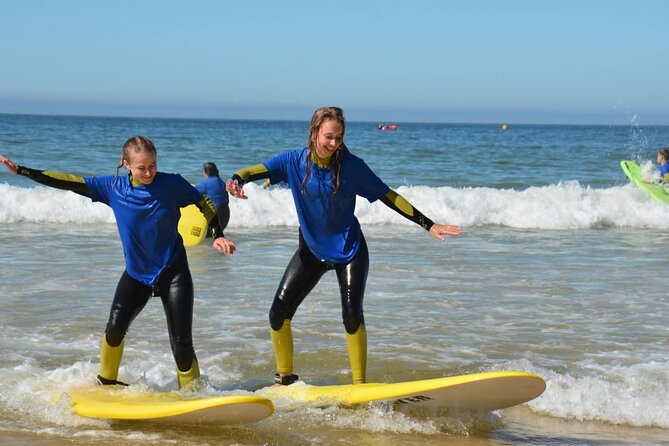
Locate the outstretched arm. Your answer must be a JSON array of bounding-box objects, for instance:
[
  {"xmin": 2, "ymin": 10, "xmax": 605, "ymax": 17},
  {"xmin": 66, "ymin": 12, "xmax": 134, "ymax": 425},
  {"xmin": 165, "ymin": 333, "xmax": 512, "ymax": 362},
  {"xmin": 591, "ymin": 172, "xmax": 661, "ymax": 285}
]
[
  {"xmin": 380, "ymin": 189, "xmax": 462, "ymax": 241},
  {"xmin": 1, "ymin": 155, "xmax": 18, "ymax": 174},
  {"xmin": 194, "ymin": 193, "xmax": 236, "ymax": 255},
  {"xmin": 226, "ymin": 163, "xmax": 271, "ymax": 200},
  {"xmin": 1, "ymin": 155, "xmax": 90, "ymax": 197}
]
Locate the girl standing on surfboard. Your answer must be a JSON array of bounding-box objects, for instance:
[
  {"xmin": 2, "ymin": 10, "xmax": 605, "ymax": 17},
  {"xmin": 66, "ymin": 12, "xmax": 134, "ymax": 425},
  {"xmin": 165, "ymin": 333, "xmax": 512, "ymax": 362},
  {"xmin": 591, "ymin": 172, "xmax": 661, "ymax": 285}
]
[
  {"xmin": 226, "ymin": 106, "xmax": 461, "ymax": 385},
  {"xmin": 0, "ymin": 136, "xmax": 235, "ymax": 389}
]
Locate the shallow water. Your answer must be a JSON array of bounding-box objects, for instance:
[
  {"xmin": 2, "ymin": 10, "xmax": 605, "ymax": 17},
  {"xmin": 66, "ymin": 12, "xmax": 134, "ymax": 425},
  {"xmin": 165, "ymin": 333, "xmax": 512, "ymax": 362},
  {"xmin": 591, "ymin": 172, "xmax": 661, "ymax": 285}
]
[{"xmin": 0, "ymin": 114, "xmax": 668, "ymax": 444}]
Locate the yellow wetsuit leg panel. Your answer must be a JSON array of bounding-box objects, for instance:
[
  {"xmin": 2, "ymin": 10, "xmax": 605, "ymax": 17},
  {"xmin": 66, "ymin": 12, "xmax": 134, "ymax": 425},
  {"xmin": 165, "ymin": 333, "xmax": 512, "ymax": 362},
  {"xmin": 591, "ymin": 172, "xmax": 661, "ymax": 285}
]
[
  {"xmin": 270, "ymin": 320, "xmax": 294, "ymax": 375},
  {"xmin": 177, "ymin": 359, "xmax": 201, "ymax": 389},
  {"xmin": 99, "ymin": 335, "xmax": 124, "ymax": 381},
  {"xmin": 346, "ymin": 325, "xmax": 367, "ymax": 384}
]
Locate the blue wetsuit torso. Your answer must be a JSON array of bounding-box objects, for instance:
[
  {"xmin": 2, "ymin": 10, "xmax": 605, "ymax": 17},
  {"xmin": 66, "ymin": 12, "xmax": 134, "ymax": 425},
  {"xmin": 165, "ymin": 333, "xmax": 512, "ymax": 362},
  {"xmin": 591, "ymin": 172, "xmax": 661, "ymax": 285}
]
[
  {"xmin": 263, "ymin": 147, "xmax": 389, "ymax": 263},
  {"xmin": 195, "ymin": 176, "xmax": 229, "ymax": 206},
  {"xmin": 85, "ymin": 172, "xmax": 202, "ymax": 285},
  {"xmin": 660, "ymin": 162, "xmax": 669, "ymax": 182}
]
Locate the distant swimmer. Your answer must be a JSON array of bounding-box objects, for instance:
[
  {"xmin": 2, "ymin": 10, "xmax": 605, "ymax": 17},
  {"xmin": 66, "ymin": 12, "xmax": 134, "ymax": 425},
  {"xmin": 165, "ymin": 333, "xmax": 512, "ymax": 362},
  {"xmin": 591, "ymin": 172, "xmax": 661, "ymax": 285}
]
[
  {"xmin": 377, "ymin": 124, "xmax": 397, "ymax": 131},
  {"xmin": 0, "ymin": 137, "xmax": 235, "ymax": 389},
  {"xmin": 226, "ymin": 106, "xmax": 461, "ymax": 386}
]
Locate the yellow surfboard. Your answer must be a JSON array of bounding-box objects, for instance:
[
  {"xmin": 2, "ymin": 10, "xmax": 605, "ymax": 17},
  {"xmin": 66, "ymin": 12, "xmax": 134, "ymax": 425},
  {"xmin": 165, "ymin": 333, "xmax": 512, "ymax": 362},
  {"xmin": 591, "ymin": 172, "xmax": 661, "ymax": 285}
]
[
  {"xmin": 259, "ymin": 371, "xmax": 545, "ymax": 411},
  {"xmin": 68, "ymin": 387, "xmax": 274, "ymax": 423},
  {"xmin": 177, "ymin": 204, "xmax": 208, "ymax": 246}
]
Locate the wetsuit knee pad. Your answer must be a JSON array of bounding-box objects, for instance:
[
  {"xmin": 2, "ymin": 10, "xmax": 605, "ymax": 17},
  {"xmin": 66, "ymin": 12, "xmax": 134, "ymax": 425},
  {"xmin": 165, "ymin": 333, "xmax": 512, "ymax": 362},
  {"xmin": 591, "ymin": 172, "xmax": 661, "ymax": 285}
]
[
  {"xmin": 104, "ymin": 327, "xmax": 125, "ymax": 347},
  {"xmin": 269, "ymin": 302, "xmax": 290, "ymax": 331},
  {"xmin": 343, "ymin": 313, "xmax": 364, "ymax": 334}
]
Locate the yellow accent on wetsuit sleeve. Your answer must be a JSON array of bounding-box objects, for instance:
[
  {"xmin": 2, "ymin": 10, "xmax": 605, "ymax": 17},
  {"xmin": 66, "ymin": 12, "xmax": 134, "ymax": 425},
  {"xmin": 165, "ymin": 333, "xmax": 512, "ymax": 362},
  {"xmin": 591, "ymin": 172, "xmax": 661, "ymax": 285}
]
[
  {"xmin": 662, "ymin": 173, "xmax": 669, "ymax": 183},
  {"xmin": 234, "ymin": 163, "xmax": 271, "ymax": 183},
  {"xmin": 196, "ymin": 194, "xmax": 218, "ymax": 224},
  {"xmin": 195, "ymin": 194, "xmax": 225, "ymax": 238},
  {"xmin": 42, "ymin": 170, "xmax": 86, "ymax": 184},
  {"xmin": 380, "ymin": 189, "xmax": 435, "ymax": 231},
  {"xmin": 385, "ymin": 190, "xmax": 415, "ymax": 216},
  {"xmin": 17, "ymin": 166, "xmax": 90, "ymax": 197},
  {"xmin": 270, "ymin": 320, "xmax": 294, "ymax": 375}
]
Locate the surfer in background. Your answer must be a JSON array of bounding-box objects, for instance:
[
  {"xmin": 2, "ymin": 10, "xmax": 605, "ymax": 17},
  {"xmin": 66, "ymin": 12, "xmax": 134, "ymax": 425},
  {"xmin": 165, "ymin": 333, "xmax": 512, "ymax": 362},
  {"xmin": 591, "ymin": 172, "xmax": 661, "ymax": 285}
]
[
  {"xmin": 226, "ymin": 106, "xmax": 462, "ymax": 386},
  {"xmin": 655, "ymin": 148, "xmax": 669, "ymax": 183},
  {"xmin": 641, "ymin": 148, "xmax": 669, "ymax": 184},
  {"xmin": 195, "ymin": 161, "xmax": 230, "ymax": 235},
  {"xmin": 0, "ymin": 136, "xmax": 235, "ymax": 389}
]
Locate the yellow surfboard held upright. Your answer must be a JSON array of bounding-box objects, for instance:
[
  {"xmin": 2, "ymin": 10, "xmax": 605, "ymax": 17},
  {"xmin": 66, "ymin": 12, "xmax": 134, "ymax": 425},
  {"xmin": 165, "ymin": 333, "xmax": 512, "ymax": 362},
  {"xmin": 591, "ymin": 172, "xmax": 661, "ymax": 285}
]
[{"xmin": 177, "ymin": 204, "xmax": 208, "ymax": 246}]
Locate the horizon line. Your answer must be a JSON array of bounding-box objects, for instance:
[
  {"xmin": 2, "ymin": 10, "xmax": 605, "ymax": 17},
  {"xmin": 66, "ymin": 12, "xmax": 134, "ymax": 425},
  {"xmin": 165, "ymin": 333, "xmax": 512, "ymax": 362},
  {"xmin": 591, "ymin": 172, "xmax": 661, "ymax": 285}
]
[{"xmin": 2, "ymin": 110, "xmax": 668, "ymax": 128}]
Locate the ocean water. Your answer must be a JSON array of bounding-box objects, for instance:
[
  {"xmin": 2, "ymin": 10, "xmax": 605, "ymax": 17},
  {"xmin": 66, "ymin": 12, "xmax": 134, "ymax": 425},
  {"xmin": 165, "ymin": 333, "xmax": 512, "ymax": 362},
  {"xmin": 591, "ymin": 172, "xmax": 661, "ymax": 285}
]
[{"xmin": 0, "ymin": 113, "xmax": 668, "ymax": 445}]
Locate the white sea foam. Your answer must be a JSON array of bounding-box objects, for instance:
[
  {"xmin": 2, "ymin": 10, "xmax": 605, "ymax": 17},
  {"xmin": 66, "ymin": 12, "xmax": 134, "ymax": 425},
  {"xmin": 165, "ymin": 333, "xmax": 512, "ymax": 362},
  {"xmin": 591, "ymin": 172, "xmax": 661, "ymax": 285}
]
[
  {"xmin": 2, "ymin": 181, "xmax": 668, "ymax": 230},
  {"xmin": 505, "ymin": 360, "xmax": 669, "ymax": 429},
  {"xmin": 0, "ymin": 183, "xmax": 115, "ymax": 224},
  {"xmin": 2, "ymin": 356, "xmax": 666, "ymax": 432}
]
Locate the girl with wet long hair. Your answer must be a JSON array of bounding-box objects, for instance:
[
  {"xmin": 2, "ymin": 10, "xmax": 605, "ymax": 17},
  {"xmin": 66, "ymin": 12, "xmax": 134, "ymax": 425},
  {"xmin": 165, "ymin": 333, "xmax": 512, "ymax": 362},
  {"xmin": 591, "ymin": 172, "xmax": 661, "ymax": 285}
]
[{"xmin": 227, "ymin": 107, "xmax": 461, "ymax": 385}]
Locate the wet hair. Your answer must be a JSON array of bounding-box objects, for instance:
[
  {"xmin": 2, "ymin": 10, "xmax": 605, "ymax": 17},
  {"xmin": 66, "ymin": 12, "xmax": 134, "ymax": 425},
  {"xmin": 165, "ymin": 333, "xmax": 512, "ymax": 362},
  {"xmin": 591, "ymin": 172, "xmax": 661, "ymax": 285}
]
[
  {"xmin": 303, "ymin": 106, "xmax": 346, "ymax": 196},
  {"xmin": 115, "ymin": 136, "xmax": 157, "ymax": 177},
  {"xmin": 203, "ymin": 162, "xmax": 220, "ymax": 177},
  {"xmin": 659, "ymin": 148, "xmax": 669, "ymax": 161}
]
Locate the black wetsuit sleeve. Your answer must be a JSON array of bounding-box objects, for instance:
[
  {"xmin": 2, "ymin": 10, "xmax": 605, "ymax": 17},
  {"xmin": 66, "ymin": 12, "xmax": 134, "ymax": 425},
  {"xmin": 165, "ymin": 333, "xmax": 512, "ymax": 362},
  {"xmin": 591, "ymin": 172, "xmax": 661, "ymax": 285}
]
[
  {"xmin": 380, "ymin": 189, "xmax": 434, "ymax": 231},
  {"xmin": 230, "ymin": 164, "xmax": 271, "ymax": 186},
  {"xmin": 195, "ymin": 194, "xmax": 225, "ymax": 238},
  {"xmin": 16, "ymin": 166, "xmax": 91, "ymax": 198}
]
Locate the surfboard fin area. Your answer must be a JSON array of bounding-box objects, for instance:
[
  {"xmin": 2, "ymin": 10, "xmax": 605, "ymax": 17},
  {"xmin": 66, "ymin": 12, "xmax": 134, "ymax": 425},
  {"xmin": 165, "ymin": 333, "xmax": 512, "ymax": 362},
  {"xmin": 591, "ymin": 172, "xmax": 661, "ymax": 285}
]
[{"xmin": 259, "ymin": 370, "xmax": 546, "ymax": 411}]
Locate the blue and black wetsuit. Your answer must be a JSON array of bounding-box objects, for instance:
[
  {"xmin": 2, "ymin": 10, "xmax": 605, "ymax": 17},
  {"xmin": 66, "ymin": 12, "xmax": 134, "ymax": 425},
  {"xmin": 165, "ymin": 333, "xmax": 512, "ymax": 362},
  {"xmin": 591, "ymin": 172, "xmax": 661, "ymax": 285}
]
[
  {"xmin": 195, "ymin": 175, "xmax": 230, "ymax": 235},
  {"xmin": 16, "ymin": 166, "xmax": 224, "ymax": 387},
  {"xmin": 231, "ymin": 144, "xmax": 435, "ymax": 384}
]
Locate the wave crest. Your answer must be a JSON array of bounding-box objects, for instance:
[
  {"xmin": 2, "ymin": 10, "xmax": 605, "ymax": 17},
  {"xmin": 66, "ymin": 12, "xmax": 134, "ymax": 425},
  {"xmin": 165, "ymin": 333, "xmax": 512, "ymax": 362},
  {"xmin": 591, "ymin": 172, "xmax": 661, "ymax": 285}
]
[{"xmin": 2, "ymin": 181, "xmax": 668, "ymax": 230}]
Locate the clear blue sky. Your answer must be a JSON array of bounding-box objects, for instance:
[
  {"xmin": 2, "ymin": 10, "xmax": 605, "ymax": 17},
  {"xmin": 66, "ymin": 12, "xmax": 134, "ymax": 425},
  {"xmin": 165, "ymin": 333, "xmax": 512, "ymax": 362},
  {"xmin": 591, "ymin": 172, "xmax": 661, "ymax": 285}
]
[{"xmin": 1, "ymin": 0, "xmax": 667, "ymax": 124}]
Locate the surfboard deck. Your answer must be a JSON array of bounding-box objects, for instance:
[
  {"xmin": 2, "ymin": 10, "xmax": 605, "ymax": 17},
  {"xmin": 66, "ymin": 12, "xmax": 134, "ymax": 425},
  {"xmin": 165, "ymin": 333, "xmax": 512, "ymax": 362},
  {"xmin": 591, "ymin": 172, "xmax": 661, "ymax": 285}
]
[
  {"xmin": 178, "ymin": 204, "xmax": 208, "ymax": 246},
  {"xmin": 621, "ymin": 160, "xmax": 669, "ymax": 203},
  {"xmin": 259, "ymin": 371, "xmax": 545, "ymax": 411},
  {"xmin": 68, "ymin": 387, "xmax": 274, "ymax": 423}
]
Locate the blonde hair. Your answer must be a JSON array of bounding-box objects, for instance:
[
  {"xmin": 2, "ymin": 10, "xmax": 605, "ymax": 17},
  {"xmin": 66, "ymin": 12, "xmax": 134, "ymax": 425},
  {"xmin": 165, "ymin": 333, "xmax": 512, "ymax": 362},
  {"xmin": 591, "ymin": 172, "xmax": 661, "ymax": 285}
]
[
  {"xmin": 303, "ymin": 106, "xmax": 346, "ymax": 196},
  {"xmin": 115, "ymin": 136, "xmax": 157, "ymax": 177}
]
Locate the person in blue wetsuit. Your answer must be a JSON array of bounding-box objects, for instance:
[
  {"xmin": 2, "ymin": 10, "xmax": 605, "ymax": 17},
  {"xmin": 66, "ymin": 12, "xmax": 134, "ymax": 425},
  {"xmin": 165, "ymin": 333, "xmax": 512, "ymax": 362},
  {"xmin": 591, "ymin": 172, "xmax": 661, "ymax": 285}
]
[
  {"xmin": 226, "ymin": 106, "xmax": 462, "ymax": 386},
  {"xmin": 656, "ymin": 148, "xmax": 669, "ymax": 183},
  {"xmin": 0, "ymin": 136, "xmax": 236, "ymax": 389},
  {"xmin": 195, "ymin": 162, "xmax": 230, "ymax": 234}
]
